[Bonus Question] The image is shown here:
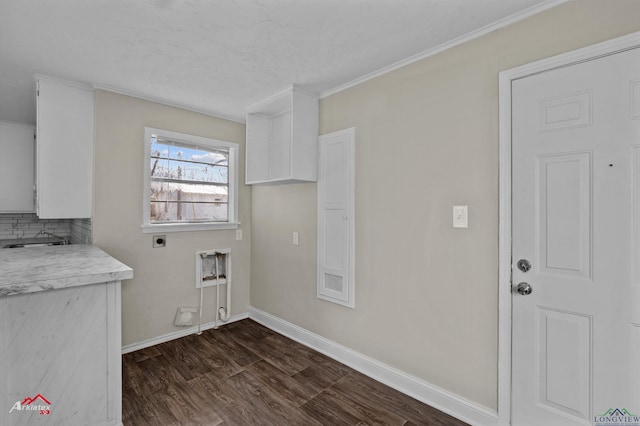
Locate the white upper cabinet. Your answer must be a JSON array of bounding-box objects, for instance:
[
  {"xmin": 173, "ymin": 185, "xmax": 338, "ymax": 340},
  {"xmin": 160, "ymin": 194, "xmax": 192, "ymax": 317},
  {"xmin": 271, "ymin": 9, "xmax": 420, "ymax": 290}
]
[
  {"xmin": 36, "ymin": 75, "xmax": 93, "ymax": 218},
  {"xmin": 245, "ymin": 85, "xmax": 318, "ymax": 184},
  {"xmin": 0, "ymin": 121, "xmax": 35, "ymax": 213}
]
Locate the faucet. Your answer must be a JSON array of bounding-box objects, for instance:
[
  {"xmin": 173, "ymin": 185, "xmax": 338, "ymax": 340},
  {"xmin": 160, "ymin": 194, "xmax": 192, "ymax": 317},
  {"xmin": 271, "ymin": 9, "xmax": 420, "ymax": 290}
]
[{"xmin": 38, "ymin": 230, "xmax": 69, "ymax": 245}]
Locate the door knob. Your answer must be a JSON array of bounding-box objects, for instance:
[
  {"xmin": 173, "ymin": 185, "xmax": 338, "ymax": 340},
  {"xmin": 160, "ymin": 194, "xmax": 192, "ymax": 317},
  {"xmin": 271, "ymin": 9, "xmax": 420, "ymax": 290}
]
[{"xmin": 516, "ymin": 282, "xmax": 533, "ymax": 295}]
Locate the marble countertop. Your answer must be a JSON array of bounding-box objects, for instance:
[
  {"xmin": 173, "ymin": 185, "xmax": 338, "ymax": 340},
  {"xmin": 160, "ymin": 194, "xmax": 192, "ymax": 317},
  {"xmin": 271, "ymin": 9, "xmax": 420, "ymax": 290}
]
[{"xmin": 0, "ymin": 244, "xmax": 133, "ymax": 297}]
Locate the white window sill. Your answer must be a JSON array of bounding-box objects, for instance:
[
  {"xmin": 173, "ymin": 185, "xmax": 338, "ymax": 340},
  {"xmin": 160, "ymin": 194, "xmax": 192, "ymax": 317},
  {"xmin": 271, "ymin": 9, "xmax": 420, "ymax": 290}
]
[{"xmin": 141, "ymin": 222, "xmax": 239, "ymax": 234}]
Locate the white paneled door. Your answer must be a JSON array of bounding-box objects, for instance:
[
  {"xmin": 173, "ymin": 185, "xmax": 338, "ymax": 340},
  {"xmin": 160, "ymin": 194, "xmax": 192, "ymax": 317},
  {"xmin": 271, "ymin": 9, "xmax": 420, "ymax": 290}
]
[
  {"xmin": 317, "ymin": 128, "xmax": 355, "ymax": 308},
  {"xmin": 512, "ymin": 48, "xmax": 640, "ymax": 425}
]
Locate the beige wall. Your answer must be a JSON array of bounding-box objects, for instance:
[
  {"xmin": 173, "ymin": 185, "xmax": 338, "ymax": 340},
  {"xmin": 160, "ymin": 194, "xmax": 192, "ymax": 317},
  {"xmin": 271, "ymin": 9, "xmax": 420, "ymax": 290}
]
[
  {"xmin": 250, "ymin": 0, "xmax": 640, "ymax": 410},
  {"xmin": 93, "ymin": 90, "xmax": 250, "ymax": 346}
]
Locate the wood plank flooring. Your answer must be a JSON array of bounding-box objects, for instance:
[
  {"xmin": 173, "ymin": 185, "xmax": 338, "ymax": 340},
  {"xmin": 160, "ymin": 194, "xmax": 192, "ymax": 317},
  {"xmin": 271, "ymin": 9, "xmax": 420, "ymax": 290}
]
[{"xmin": 122, "ymin": 319, "xmax": 469, "ymax": 426}]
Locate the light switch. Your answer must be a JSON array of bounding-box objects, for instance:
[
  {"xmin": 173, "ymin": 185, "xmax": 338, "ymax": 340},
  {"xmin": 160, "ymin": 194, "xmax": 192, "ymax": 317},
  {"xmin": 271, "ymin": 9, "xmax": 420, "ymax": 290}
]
[
  {"xmin": 236, "ymin": 229, "xmax": 243, "ymax": 240},
  {"xmin": 453, "ymin": 205, "xmax": 468, "ymax": 228},
  {"xmin": 293, "ymin": 232, "xmax": 299, "ymax": 246}
]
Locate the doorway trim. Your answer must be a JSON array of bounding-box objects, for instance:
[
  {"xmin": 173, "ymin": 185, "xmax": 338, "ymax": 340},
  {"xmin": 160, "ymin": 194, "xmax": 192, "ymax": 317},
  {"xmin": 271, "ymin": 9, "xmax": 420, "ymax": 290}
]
[{"xmin": 498, "ymin": 30, "xmax": 640, "ymax": 426}]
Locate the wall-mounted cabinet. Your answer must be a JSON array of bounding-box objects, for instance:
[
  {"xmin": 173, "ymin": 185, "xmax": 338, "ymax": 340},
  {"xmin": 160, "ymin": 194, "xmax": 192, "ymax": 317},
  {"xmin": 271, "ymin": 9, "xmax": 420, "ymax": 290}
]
[
  {"xmin": 245, "ymin": 85, "xmax": 318, "ymax": 184},
  {"xmin": 36, "ymin": 75, "xmax": 93, "ymax": 219},
  {"xmin": 0, "ymin": 121, "xmax": 35, "ymax": 213}
]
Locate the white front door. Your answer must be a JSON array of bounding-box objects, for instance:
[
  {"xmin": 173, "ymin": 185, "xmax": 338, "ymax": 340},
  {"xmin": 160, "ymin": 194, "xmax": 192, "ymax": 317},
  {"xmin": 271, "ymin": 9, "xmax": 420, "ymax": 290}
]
[{"xmin": 512, "ymin": 47, "xmax": 640, "ymax": 425}]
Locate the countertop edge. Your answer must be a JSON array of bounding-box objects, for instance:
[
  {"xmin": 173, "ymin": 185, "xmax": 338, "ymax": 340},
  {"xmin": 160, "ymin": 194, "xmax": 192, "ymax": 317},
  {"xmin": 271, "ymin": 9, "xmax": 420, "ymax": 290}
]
[{"xmin": 0, "ymin": 245, "xmax": 134, "ymax": 297}]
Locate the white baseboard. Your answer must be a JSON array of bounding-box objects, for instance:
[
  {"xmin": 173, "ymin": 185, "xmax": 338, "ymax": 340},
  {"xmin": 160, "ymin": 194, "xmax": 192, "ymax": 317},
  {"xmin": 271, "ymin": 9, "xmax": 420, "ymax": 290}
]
[
  {"xmin": 249, "ymin": 306, "xmax": 498, "ymax": 426},
  {"xmin": 121, "ymin": 311, "xmax": 249, "ymax": 354}
]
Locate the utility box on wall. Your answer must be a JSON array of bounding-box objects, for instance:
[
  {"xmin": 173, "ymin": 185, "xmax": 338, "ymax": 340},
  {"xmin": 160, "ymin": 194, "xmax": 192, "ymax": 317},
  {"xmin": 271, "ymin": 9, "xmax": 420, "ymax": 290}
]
[{"xmin": 196, "ymin": 249, "xmax": 230, "ymax": 288}]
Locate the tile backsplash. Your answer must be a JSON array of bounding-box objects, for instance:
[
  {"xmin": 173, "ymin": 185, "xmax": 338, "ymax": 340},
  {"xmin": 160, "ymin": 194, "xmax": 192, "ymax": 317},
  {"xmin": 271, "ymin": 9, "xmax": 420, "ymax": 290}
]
[
  {"xmin": 0, "ymin": 213, "xmax": 92, "ymax": 244},
  {"xmin": 71, "ymin": 218, "xmax": 93, "ymax": 244}
]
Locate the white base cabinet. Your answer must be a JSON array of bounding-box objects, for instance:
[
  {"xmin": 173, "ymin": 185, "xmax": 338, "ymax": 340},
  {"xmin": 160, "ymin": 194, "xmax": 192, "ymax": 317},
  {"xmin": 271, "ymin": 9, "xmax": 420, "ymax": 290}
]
[
  {"xmin": 36, "ymin": 75, "xmax": 93, "ymax": 218},
  {"xmin": 0, "ymin": 245, "xmax": 132, "ymax": 426},
  {"xmin": 0, "ymin": 281, "xmax": 123, "ymax": 426}
]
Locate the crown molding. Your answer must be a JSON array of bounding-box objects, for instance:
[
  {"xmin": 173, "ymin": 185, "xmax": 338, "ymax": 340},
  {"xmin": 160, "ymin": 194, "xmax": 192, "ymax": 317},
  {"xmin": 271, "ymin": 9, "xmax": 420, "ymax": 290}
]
[
  {"xmin": 91, "ymin": 83, "xmax": 246, "ymax": 124},
  {"xmin": 320, "ymin": 0, "xmax": 570, "ymax": 99}
]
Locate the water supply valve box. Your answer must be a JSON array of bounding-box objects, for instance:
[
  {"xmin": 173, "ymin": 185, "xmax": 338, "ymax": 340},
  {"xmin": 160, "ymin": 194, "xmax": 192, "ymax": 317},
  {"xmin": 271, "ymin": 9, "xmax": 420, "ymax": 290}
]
[{"xmin": 196, "ymin": 249, "xmax": 230, "ymax": 288}]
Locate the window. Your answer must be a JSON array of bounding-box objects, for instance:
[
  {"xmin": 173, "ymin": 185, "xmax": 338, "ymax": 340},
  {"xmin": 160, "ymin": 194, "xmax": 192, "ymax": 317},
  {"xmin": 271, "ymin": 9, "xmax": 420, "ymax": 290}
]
[{"xmin": 142, "ymin": 127, "xmax": 239, "ymax": 232}]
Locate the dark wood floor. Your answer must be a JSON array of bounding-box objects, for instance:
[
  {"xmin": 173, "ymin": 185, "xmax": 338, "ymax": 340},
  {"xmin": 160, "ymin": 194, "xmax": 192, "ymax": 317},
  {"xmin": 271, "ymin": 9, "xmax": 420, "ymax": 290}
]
[{"xmin": 122, "ymin": 319, "xmax": 468, "ymax": 425}]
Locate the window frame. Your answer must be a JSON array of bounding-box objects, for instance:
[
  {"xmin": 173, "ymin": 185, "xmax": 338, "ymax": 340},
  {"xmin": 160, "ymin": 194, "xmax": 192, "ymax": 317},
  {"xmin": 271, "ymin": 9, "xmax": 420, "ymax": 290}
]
[{"xmin": 142, "ymin": 127, "xmax": 239, "ymax": 233}]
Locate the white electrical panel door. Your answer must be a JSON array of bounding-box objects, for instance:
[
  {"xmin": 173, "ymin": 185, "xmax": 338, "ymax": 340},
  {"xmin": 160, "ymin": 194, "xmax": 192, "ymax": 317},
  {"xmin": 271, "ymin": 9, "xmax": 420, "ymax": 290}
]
[{"xmin": 317, "ymin": 128, "xmax": 355, "ymax": 308}]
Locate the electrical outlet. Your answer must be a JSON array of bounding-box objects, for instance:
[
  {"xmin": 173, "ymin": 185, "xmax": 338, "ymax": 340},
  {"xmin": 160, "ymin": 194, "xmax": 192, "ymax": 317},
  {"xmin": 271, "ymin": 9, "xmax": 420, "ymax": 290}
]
[
  {"xmin": 153, "ymin": 235, "xmax": 166, "ymax": 247},
  {"xmin": 293, "ymin": 232, "xmax": 299, "ymax": 246}
]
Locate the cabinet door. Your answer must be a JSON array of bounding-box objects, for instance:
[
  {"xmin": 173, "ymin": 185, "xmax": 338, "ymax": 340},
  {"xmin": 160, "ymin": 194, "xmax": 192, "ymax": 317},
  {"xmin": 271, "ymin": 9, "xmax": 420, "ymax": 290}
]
[
  {"xmin": 36, "ymin": 77, "xmax": 93, "ymax": 218},
  {"xmin": 0, "ymin": 122, "xmax": 34, "ymax": 212}
]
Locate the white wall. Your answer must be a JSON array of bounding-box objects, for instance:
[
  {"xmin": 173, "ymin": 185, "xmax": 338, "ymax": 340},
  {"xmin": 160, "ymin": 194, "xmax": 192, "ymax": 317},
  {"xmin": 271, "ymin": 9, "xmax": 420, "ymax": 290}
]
[
  {"xmin": 92, "ymin": 90, "xmax": 250, "ymax": 346},
  {"xmin": 250, "ymin": 0, "xmax": 640, "ymax": 410}
]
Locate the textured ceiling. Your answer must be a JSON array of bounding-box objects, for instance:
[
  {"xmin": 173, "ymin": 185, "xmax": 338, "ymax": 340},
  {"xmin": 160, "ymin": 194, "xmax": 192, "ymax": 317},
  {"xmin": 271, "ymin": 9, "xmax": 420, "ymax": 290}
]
[{"xmin": 0, "ymin": 0, "xmax": 559, "ymax": 124}]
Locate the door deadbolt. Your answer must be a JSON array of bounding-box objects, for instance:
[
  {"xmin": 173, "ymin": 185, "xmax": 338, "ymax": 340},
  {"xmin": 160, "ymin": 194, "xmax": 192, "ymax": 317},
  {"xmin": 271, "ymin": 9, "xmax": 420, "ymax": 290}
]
[{"xmin": 516, "ymin": 259, "xmax": 531, "ymax": 273}]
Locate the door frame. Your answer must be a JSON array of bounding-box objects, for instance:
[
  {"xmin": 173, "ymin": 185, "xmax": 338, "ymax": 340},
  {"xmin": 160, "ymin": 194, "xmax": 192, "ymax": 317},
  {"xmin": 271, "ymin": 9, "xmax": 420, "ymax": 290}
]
[{"xmin": 498, "ymin": 31, "xmax": 640, "ymax": 426}]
